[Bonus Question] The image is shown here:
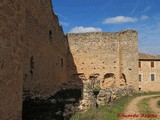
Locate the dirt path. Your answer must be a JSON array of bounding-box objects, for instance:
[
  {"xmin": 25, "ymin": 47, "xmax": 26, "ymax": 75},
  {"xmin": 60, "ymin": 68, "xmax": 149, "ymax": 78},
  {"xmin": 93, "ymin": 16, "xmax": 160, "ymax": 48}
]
[
  {"xmin": 149, "ymin": 97, "xmax": 160, "ymax": 119},
  {"xmin": 120, "ymin": 95, "xmax": 159, "ymax": 120}
]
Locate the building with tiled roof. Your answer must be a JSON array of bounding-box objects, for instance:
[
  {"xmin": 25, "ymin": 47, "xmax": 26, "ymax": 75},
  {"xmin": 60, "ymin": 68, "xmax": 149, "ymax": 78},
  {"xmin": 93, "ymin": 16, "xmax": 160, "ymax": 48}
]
[{"xmin": 139, "ymin": 53, "xmax": 160, "ymax": 91}]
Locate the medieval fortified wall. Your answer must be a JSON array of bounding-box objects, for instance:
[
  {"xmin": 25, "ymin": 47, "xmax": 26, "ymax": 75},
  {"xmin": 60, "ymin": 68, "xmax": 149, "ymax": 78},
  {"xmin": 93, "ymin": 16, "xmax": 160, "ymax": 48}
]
[
  {"xmin": 0, "ymin": 0, "xmax": 77, "ymax": 120},
  {"xmin": 67, "ymin": 31, "xmax": 139, "ymax": 90},
  {"xmin": 67, "ymin": 31, "xmax": 139, "ymax": 110},
  {"xmin": 1, "ymin": 0, "xmax": 139, "ymax": 120},
  {"xmin": 0, "ymin": 0, "xmax": 26, "ymax": 119}
]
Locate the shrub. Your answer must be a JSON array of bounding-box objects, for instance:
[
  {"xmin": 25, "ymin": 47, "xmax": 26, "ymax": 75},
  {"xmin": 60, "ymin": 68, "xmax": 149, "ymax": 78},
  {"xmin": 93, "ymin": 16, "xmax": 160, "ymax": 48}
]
[{"xmin": 92, "ymin": 87, "xmax": 100, "ymax": 96}]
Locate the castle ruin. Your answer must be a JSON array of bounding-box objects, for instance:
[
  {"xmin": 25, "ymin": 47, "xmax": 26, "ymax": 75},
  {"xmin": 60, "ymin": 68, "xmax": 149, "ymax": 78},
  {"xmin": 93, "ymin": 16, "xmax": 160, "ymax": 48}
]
[
  {"xmin": 67, "ymin": 31, "xmax": 139, "ymax": 90},
  {"xmin": 1, "ymin": 0, "xmax": 158, "ymax": 120},
  {"xmin": 0, "ymin": 0, "xmax": 77, "ymax": 119}
]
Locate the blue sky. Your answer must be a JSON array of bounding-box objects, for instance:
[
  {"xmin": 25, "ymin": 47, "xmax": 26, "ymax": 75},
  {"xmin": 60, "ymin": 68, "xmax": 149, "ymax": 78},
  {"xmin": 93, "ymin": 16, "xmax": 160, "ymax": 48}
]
[{"xmin": 52, "ymin": 0, "xmax": 160, "ymax": 55}]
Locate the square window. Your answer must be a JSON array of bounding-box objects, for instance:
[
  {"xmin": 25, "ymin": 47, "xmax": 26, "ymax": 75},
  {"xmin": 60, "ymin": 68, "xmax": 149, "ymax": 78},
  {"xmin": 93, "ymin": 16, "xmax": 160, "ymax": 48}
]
[
  {"xmin": 139, "ymin": 74, "xmax": 142, "ymax": 82},
  {"xmin": 61, "ymin": 58, "xmax": 64, "ymax": 67},
  {"xmin": 151, "ymin": 74, "xmax": 155, "ymax": 81},
  {"xmin": 139, "ymin": 61, "xmax": 141, "ymax": 68},
  {"xmin": 151, "ymin": 62, "xmax": 154, "ymax": 68},
  {"xmin": 49, "ymin": 30, "xmax": 52, "ymax": 39}
]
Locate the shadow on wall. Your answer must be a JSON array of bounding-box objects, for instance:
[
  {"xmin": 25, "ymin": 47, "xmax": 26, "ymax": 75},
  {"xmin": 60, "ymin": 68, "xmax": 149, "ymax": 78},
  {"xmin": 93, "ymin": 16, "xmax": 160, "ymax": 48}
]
[{"xmin": 22, "ymin": 37, "xmax": 83, "ymax": 120}]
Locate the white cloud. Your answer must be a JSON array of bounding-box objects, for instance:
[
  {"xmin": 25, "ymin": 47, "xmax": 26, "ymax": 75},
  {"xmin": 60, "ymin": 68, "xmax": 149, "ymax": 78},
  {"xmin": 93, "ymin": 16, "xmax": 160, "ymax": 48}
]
[
  {"xmin": 69, "ymin": 26, "xmax": 102, "ymax": 33},
  {"xmin": 60, "ymin": 21, "xmax": 69, "ymax": 26},
  {"xmin": 140, "ymin": 15, "xmax": 149, "ymax": 20},
  {"xmin": 103, "ymin": 16, "xmax": 137, "ymax": 24}
]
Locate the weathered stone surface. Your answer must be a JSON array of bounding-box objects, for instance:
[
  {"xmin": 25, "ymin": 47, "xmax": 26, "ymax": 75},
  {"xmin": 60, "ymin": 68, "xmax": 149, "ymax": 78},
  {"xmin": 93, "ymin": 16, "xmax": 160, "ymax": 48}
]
[
  {"xmin": 0, "ymin": 5, "xmax": 14, "ymax": 16},
  {"xmin": 0, "ymin": 0, "xmax": 79, "ymax": 120},
  {"xmin": 97, "ymin": 86, "xmax": 134, "ymax": 106},
  {"xmin": 0, "ymin": 0, "xmax": 147, "ymax": 119},
  {"xmin": 78, "ymin": 76, "xmax": 135, "ymax": 111},
  {"xmin": 67, "ymin": 31, "xmax": 139, "ymax": 90},
  {"xmin": 0, "ymin": 0, "xmax": 25, "ymax": 120},
  {"xmin": 23, "ymin": 87, "xmax": 82, "ymax": 120}
]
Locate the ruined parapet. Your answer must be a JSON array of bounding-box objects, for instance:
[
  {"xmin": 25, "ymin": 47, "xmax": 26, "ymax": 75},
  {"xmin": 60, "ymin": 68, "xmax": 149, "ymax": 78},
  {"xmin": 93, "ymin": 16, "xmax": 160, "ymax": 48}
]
[
  {"xmin": 118, "ymin": 30, "xmax": 138, "ymax": 89},
  {"xmin": 67, "ymin": 30, "xmax": 138, "ymax": 90},
  {"xmin": 67, "ymin": 30, "xmax": 138, "ymax": 111}
]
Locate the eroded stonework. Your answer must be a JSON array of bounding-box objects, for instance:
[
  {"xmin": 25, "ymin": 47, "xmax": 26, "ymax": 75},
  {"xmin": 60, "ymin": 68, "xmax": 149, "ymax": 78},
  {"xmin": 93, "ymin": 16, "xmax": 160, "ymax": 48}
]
[
  {"xmin": 0, "ymin": 0, "xmax": 76, "ymax": 120},
  {"xmin": 67, "ymin": 31, "xmax": 139, "ymax": 90},
  {"xmin": 1, "ymin": 1, "xmax": 141, "ymax": 120},
  {"xmin": 0, "ymin": 0, "xmax": 25, "ymax": 119}
]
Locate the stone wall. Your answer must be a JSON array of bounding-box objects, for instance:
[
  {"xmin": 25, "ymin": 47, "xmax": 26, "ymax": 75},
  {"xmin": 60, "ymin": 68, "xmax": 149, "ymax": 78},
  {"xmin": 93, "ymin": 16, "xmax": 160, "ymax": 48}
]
[
  {"xmin": 0, "ymin": 1, "xmax": 139, "ymax": 119},
  {"xmin": 0, "ymin": 0, "xmax": 75, "ymax": 120},
  {"xmin": 0, "ymin": 0, "xmax": 26, "ymax": 119},
  {"xmin": 139, "ymin": 61, "xmax": 160, "ymax": 91},
  {"xmin": 67, "ymin": 30, "xmax": 139, "ymax": 90},
  {"xmin": 119, "ymin": 31, "xmax": 139, "ymax": 89},
  {"xmin": 23, "ymin": 0, "xmax": 69, "ymax": 99}
]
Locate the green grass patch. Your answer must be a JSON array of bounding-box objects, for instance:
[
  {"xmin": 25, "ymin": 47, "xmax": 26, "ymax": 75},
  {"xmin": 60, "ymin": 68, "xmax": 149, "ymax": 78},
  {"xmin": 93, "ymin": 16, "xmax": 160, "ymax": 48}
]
[
  {"xmin": 70, "ymin": 92, "xmax": 160, "ymax": 120},
  {"xmin": 138, "ymin": 96, "xmax": 160, "ymax": 120},
  {"xmin": 134, "ymin": 91, "xmax": 160, "ymax": 96},
  {"xmin": 138, "ymin": 96, "xmax": 160, "ymax": 114},
  {"xmin": 138, "ymin": 97, "xmax": 153, "ymax": 114},
  {"xmin": 71, "ymin": 95, "xmax": 134, "ymax": 120},
  {"xmin": 157, "ymin": 100, "xmax": 160, "ymax": 108}
]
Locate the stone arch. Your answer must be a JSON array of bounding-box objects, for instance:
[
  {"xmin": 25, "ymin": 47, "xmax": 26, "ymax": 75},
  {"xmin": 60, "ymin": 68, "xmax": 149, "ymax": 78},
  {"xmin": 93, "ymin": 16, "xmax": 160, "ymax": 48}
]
[
  {"xmin": 120, "ymin": 73, "xmax": 127, "ymax": 86},
  {"xmin": 89, "ymin": 73, "xmax": 100, "ymax": 88},
  {"xmin": 103, "ymin": 73, "xmax": 114, "ymax": 80},
  {"xmin": 102, "ymin": 73, "xmax": 115, "ymax": 89}
]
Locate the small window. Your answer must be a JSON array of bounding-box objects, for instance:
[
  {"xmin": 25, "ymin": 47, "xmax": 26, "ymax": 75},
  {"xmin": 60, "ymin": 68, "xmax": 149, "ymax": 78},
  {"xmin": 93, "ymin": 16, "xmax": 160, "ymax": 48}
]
[
  {"xmin": 139, "ymin": 61, "xmax": 141, "ymax": 68},
  {"xmin": 49, "ymin": 30, "xmax": 52, "ymax": 39},
  {"xmin": 30, "ymin": 56, "xmax": 34, "ymax": 69},
  {"xmin": 139, "ymin": 74, "xmax": 142, "ymax": 82},
  {"xmin": 151, "ymin": 62, "xmax": 154, "ymax": 68},
  {"xmin": 61, "ymin": 58, "xmax": 63, "ymax": 67},
  {"xmin": 151, "ymin": 74, "xmax": 155, "ymax": 81}
]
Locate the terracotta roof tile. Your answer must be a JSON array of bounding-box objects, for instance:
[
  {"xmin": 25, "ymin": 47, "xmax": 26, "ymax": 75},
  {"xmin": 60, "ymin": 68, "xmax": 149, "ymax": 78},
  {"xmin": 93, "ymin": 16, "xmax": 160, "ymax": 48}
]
[{"xmin": 139, "ymin": 53, "xmax": 160, "ymax": 60}]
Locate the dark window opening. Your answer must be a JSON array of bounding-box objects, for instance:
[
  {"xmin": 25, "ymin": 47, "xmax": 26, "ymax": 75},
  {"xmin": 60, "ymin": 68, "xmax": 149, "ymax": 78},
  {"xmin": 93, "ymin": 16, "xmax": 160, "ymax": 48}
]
[
  {"xmin": 139, "ymin": 74, "xmax": 142, "ymax": 82},
  {"xmin": 151, "ymin": 61, "xmax": 154, "ymax": 68},
  {"xmin": 139, "ymin": 61, "xmax": 141, "ymax": 68},
  {"xmin": 61, "ymin": 58, "xmax": 63, "ymax": 67},
  {"xmin": 103, "ymin": 73, "xmax": 114, "ymax": 79},
  {"xmin": 121, "ymin": 73, "xmax": 127, "ymax": 84},
  {"xmin": 71, "ymin": 73, "xmax": 86, "ymax": 81},
  {"xmin": 30, "ymin": 56, "xmax": 34, "ymax": 75},
  {"xmin": 1, "ymin": 59, "xmax": 4, "ymax": 69},
  {"xmin": 30, "ymin": 56, "xmax": 34, "ymax": 69},
  {"xmin": 151, "ymin": 74, "xmax": 155, "ymax": 81},
  {"xmin": 89, "ymin": 73, "xmax": 100, "ymax": 79},
  {"xmin": 49, "ymin": 30, "xmax": 52, "ymax": 39}
]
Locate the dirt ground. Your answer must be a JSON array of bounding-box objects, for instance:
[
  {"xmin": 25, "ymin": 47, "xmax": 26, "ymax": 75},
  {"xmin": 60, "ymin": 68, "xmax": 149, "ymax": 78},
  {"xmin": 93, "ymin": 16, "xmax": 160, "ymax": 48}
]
[{"xmin": 120, "ymin": 95, "xmax": 160, "ymax": 120}]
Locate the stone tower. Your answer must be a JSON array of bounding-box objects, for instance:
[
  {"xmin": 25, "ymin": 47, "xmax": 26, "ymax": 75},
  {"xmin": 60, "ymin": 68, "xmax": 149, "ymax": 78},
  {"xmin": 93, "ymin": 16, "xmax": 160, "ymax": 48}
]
[{"xmin": 67, "ymin": 30, "xmax": 139, "ymax": 90}]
